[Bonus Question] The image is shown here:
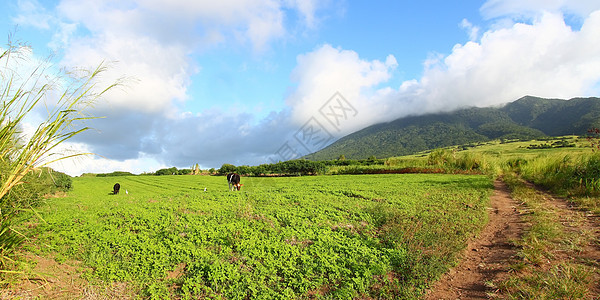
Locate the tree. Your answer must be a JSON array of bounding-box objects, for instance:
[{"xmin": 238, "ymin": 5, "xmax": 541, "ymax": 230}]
[
  {"xmin": 252, "ymin": 165, "xmax": 266, "ymax": 176},
  {"xmin": 155, "ymin": 167, "xmax": 178, "ymax": 175},
  {"xmin": 236, "ymin": 165, "xmax": 251, "ymax": 176},
  {"xmin": 218, "ymin": 163, "xmax": 236, "ymax": 175}
]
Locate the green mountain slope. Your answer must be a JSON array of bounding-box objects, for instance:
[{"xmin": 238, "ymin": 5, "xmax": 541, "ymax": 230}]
[{"xmin": 305, "ymin": 96, "xmax": 600, "ymax": 160}]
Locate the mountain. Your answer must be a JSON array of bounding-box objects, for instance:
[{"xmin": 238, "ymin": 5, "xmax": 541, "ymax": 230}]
[{"xmin": 304, "ymin": 96, "xmax": 600, "ymax": 160}]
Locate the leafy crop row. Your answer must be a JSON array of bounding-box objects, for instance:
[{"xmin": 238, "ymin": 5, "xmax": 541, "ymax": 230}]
[{"xmin": 23, "ymin": 174, "xmax": 492, "ymax": 299}]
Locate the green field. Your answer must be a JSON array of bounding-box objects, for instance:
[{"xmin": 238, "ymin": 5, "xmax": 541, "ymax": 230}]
[{"xmin": 24, "ymin": 174, "xmax": 493, "ymax": 299}]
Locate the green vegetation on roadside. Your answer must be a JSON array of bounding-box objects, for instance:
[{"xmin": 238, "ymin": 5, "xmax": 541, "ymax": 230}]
[
  {"xmin": 441, "ymin": 135, "xmax": 600, "ymax": 298},
  {"xmin": 388, "ymin": 136, "xmax": 600, "ymax": 299},
  {"xmin": 498, "ymin": 174, "xmax": 597, "ymax": 299}
]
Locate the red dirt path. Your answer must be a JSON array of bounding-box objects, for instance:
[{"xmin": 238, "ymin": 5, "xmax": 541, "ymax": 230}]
[{"xmin": 425, "ymin": 180, "xmax": 526, "ymax": 299}]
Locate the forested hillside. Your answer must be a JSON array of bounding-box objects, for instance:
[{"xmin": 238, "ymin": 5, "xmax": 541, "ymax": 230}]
[{"xmin": 305, "ymin": 96, "xmax": 600, "ymax": 160}]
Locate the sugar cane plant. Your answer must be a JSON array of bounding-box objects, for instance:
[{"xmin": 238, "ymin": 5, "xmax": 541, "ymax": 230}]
[{"xmin": 0, "ymin": 40, "xmax": 117, "ymax": 272}]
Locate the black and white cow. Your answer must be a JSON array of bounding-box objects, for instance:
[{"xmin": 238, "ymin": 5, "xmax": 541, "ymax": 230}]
[
  {"xmin": 226, "ymin": 173, "xmax": 242, "ymax": 191},
  {"xmin": 113, "ymin": 183, "xmax": 120, "ymax": 195}
]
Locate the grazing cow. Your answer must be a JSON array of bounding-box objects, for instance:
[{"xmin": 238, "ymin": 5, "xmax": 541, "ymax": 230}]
[
  {"xmin": 227, "ymin": 173, "xmax": 242, "ymax": 191},
  {"xmin": 113, "ymin": 183, "xmax": 120, "ymax": 195}
]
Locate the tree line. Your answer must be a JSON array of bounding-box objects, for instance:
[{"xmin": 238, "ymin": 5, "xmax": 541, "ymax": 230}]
[
  {"xmin": 91, "ymin": 157, "xmax": 385, "ymax": 177},
  {"xmin": 218, "ymin": 159, "xmax": 326, "ymax": 176}
]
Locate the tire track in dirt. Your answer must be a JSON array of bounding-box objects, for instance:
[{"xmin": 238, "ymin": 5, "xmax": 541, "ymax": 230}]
[{"xmin": 425, "ymin": 179, "xmax": 526, "ymax": 299}]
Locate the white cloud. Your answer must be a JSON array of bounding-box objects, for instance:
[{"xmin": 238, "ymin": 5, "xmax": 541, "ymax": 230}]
[
  {"xmin": 481, "ymin": 0, "xmax": 600, "ymax": 20},
  {"xmin": 49, "ymin": 141, "xmax": 169, "ymax": 176},
  {"xmin": 51, "ymin": 0, "xmax": 329, "ymax": 114},
  {"xmin": 285, "ymin": 0, "xmax": 321, "ymax": 29},
  {"xmin": 411, "ymin": 10, "xmax": 600, "ymax": 113},
  {"xmin": 61, "ymin": 107, "xmax": 297, "ymax": 175},
  {"xmin": 48, "ymin": 22, "xmax": 78, "ymax": 51},
  {"xmin": 60, "ymin": 33, "xmax": 193, "ymax": 115},
  {"xmin": 56, "ymin": 0, "xmax": 320, "ymax": 52},
  {"xmin": 283, "ymin": 9, "xmax": 600, "ymax": 141},
  {"xmin": 460, "ymin": 18, "xmax": 480, "ymax": 41},
  {"xmin": 32, "ymin": 0, "xmax": 332, "ymax": 175},
  {"xmin": 286, "ymin": 44, "xmax": 399, "ymax": 134}
]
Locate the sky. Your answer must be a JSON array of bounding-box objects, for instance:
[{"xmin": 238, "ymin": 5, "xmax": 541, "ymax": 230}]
[{"xmin": 1, "ymin": 0, "xmax": 600, "ymax": 176}]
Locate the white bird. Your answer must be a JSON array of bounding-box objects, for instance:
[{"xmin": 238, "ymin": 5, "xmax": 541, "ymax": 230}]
[
  {"xmin": 204, "ymin": 187, "xmax": 207, "ymax": 192},
  {"xmin": 125, "ymin": 189, "xmax": 129, "ymax": 195}
]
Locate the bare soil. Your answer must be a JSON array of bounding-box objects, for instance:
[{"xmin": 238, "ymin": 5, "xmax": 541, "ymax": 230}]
[
  {"xmin": 0, "ymin": 254, "xmax": 134, "ymax": 299},
  {"xmin": 425, "ymin": 180, "xmax": 527, "ymax": 299}
]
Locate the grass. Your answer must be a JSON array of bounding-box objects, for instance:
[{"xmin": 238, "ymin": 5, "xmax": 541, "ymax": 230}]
[
  {"xmin": 501, "ymin": 262, "xmax": 593, "ymax": 299},
  {"xmin": 499, "ymin": 173, "xmax": 597, "ymax": 299}
]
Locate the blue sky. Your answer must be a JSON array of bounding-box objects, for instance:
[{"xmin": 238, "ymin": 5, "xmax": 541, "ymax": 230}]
[{"xmin": 2, "ymin": 0, "xmax": 600, "ymax": 175}]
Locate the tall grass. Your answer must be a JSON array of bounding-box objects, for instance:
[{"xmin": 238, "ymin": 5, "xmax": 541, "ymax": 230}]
[
  {"xmin": 518, "ymin": 153, "xmax": 600, "ymax": 197},
  {"xmin": 422, "ymin": 143, "xmax": 600, "ymax": 199},
  {"xmin": 0, "ymin": 39, "xmax": 117, "ymax": 272},
  {"xmin": 427, "ymin": 149, "xmax": 489, "ymax": 173},
  {"xmin": 329, "ymin": 150, "xmax": 490, "ymax": 175}
]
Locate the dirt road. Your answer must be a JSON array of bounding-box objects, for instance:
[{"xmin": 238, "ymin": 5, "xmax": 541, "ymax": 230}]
[{"xmin": 425, "ymin": 180, "xmax": 526, "ymax": 299}]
